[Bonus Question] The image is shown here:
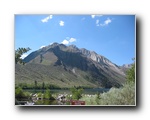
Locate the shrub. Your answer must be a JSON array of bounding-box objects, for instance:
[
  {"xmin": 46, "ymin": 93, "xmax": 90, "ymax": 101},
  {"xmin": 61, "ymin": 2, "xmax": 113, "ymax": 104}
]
[
  {"xmin": 126, "ymin": 63, "xmax": 135, "ymax": 84},
  {"xmin": 96, "ymin": 83, "xmax": 135, "ymax": 105},
  {"xmin": 15, "ymin": 87, "xmax": 24, "ymax": 98},
  {"xmin": 70, "ymin": 87, "xmax": 83, "ymax": 100},
  {"xmin": 43, "ymin": 89, "xmax": 55, "ymax": 100},
  {"xmin": 15, "ymin": 87, "xmax": 30, "ymax": 99}
]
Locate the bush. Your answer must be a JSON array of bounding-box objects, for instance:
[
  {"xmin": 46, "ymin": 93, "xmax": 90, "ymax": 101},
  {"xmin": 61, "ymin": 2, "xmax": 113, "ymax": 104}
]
[
  {"xmin": 43, "ymin": 89, "xmax": 55, "ymax": 100},
  {"xmin": 15, "ymin": 87, "xmax": 24, "ymax": 98},
  {"xmin": 126, "ymin": 63, "xmax": 135, "ymax": 84},
  {"xmin": 70, "ymin": 87, "xmax": 83, "ymax": 100},
  {"xmin": 15, "ymin": 87, "xmax": 30, "ymax": 99},
  {"xmin": 96, "ymin": 83, "xmax": 135, "ymax": 105},
  {"xmin": 80, "ymin": 83, "xmax": 135, "ymax": 105}
]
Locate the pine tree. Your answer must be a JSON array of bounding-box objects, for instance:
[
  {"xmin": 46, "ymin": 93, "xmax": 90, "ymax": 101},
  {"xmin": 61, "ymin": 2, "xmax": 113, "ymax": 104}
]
[{"xmin": 15, "ymin": 47, "xmax": 31, "ymax": 64}]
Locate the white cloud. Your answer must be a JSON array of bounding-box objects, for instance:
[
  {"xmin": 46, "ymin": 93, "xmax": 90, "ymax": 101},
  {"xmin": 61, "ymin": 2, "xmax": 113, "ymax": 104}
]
[
  {"xmin": 40, "ymin": 45, "xmax": 46, "ymax": 49},
  {"xmin": 69, "ymin": 38, "xmax": 76, "ymax": 42},
  {"xmin": 61, "ymin": 37, "xmax": 76, "ymax": 45},
  {"xmin": 105, "ymin": 18, "xmax": 111, "ymax": 25},
  {"xmin": 41, "ymin": 15, "xmax": 53, "ymax": 23},
  {"xmin": 59, "ymin": 21, "xmax": 64, "ymax": 26},
  {"xmin": 61, "ymin": 40, "xmax": 69, "ymax": 45},
  {"xmin": 91, "ymin": 15, "xmax": 103, "ymax": 19},
  {"xmin": 50, "ymin": 42, "xmax": 53, "ymax": 45},
  {"xmin": 41, "ymin": 17, "xmax": 49, "ymax": 23},
  {"xmin": 91, "ymin": 15, "xmax": 95, "ymax": 19},
  {"xmin": 100, "ymin": 18, "xmax": 112, "ymax": 26},
  {"xmin": 20, "ymin": 54, "xmax": 28, "ymax": 59},
  {"xmin": 49, "ymin": 15, "xmax": 53, "ymax": 19}
]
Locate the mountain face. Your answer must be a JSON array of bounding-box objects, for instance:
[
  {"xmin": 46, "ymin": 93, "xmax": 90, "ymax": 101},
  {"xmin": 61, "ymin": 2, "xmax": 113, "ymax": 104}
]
[
  {"xmin": 15, "ymin": 43, "xmax": 127, "ymax": 88},
  {"xmin": 119, "ymin": 63, "xmax": 133, "ymax": 74}
]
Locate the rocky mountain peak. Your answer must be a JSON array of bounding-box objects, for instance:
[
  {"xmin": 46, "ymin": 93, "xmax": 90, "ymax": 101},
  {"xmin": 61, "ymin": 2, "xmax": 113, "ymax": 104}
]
[
  {"xmin": 122, "ymin": 64, "xmax": 132, "ymax": 68},
  {"xmin": 18, "ymin": 43, "xmax": 128, "ymax": 88},
  {"xmin": 80, "ymin": 48, "xmax": 91, "ymax": 57},
  {"xmin": 67, "ymin": 45, "xmax": 80, "ymax": 52},
  {"xmin": 51, "ymin": 42, "xmax": 59, "ymax": 47},
  {"xmin": 68, "ymin": 44, "xmax": 77, "ymax": 49}
]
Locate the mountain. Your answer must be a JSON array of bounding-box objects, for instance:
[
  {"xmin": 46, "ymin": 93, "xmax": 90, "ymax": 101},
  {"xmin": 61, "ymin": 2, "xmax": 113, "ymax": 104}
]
[
  {"xmin": 15, "ymin": 43, "xmax": 127, "ymax": 89},
  {"xmin": 122, "ymin": 64, "xmax": 132, "ymax": 68},
  {"xmin": 119, "ymin": 63, "xmax": 133, "ymax": 74}
]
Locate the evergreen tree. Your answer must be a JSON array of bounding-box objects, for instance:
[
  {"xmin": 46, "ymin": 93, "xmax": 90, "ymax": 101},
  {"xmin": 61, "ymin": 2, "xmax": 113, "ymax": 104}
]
[
  {"xmin": 126, "ymin": 58, "xmax": 135, "ymax": 84},
  {"xmin": 34, "ymin": 80, "xmax": 37, "ymax": 89},
  {"xmin": 15, "ymin": 47, "xmax": 31, "ymax": 64}
]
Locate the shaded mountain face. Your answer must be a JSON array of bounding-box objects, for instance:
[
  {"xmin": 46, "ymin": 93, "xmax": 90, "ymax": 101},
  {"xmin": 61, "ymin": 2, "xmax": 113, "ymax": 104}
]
[{"xmin": 16, "ymin": 43, "xmax": 127, "ymax": 88}]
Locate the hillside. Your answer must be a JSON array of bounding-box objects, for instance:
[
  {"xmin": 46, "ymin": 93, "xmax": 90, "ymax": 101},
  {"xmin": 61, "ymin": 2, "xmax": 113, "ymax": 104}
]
[{"xmin": 15, "ymin": 43, "xmax": 127, "ymax": 89}]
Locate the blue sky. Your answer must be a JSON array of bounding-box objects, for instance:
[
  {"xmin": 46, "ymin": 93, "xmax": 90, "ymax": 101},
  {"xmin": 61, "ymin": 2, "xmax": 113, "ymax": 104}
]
[{"xmin": 15, "ymin": 15, "xmax": 135, "ymax": 66}]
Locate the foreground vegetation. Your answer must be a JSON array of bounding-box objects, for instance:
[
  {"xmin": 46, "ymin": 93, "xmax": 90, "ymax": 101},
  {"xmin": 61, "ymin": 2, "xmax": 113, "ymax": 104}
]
[
  {"xmin": 15, "ymin": 82, "xmax": 135, "ymax": 105},
  {"xmin": 80, "ymin": 83, "xmax": 135, "ymax": 105}
]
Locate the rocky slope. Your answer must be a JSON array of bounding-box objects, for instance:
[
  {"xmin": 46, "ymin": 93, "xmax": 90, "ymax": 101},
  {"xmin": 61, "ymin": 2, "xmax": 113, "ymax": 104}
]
[{"xmin": 15, "ymin": 43, "xmax": 127, "ymax": 88}]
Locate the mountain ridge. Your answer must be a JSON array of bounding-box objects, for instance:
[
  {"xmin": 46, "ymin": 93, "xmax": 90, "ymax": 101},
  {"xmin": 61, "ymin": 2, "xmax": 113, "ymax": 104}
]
[{"xmin": 16, "ymin": 43, "xmax": 127, "ymax": 88}]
